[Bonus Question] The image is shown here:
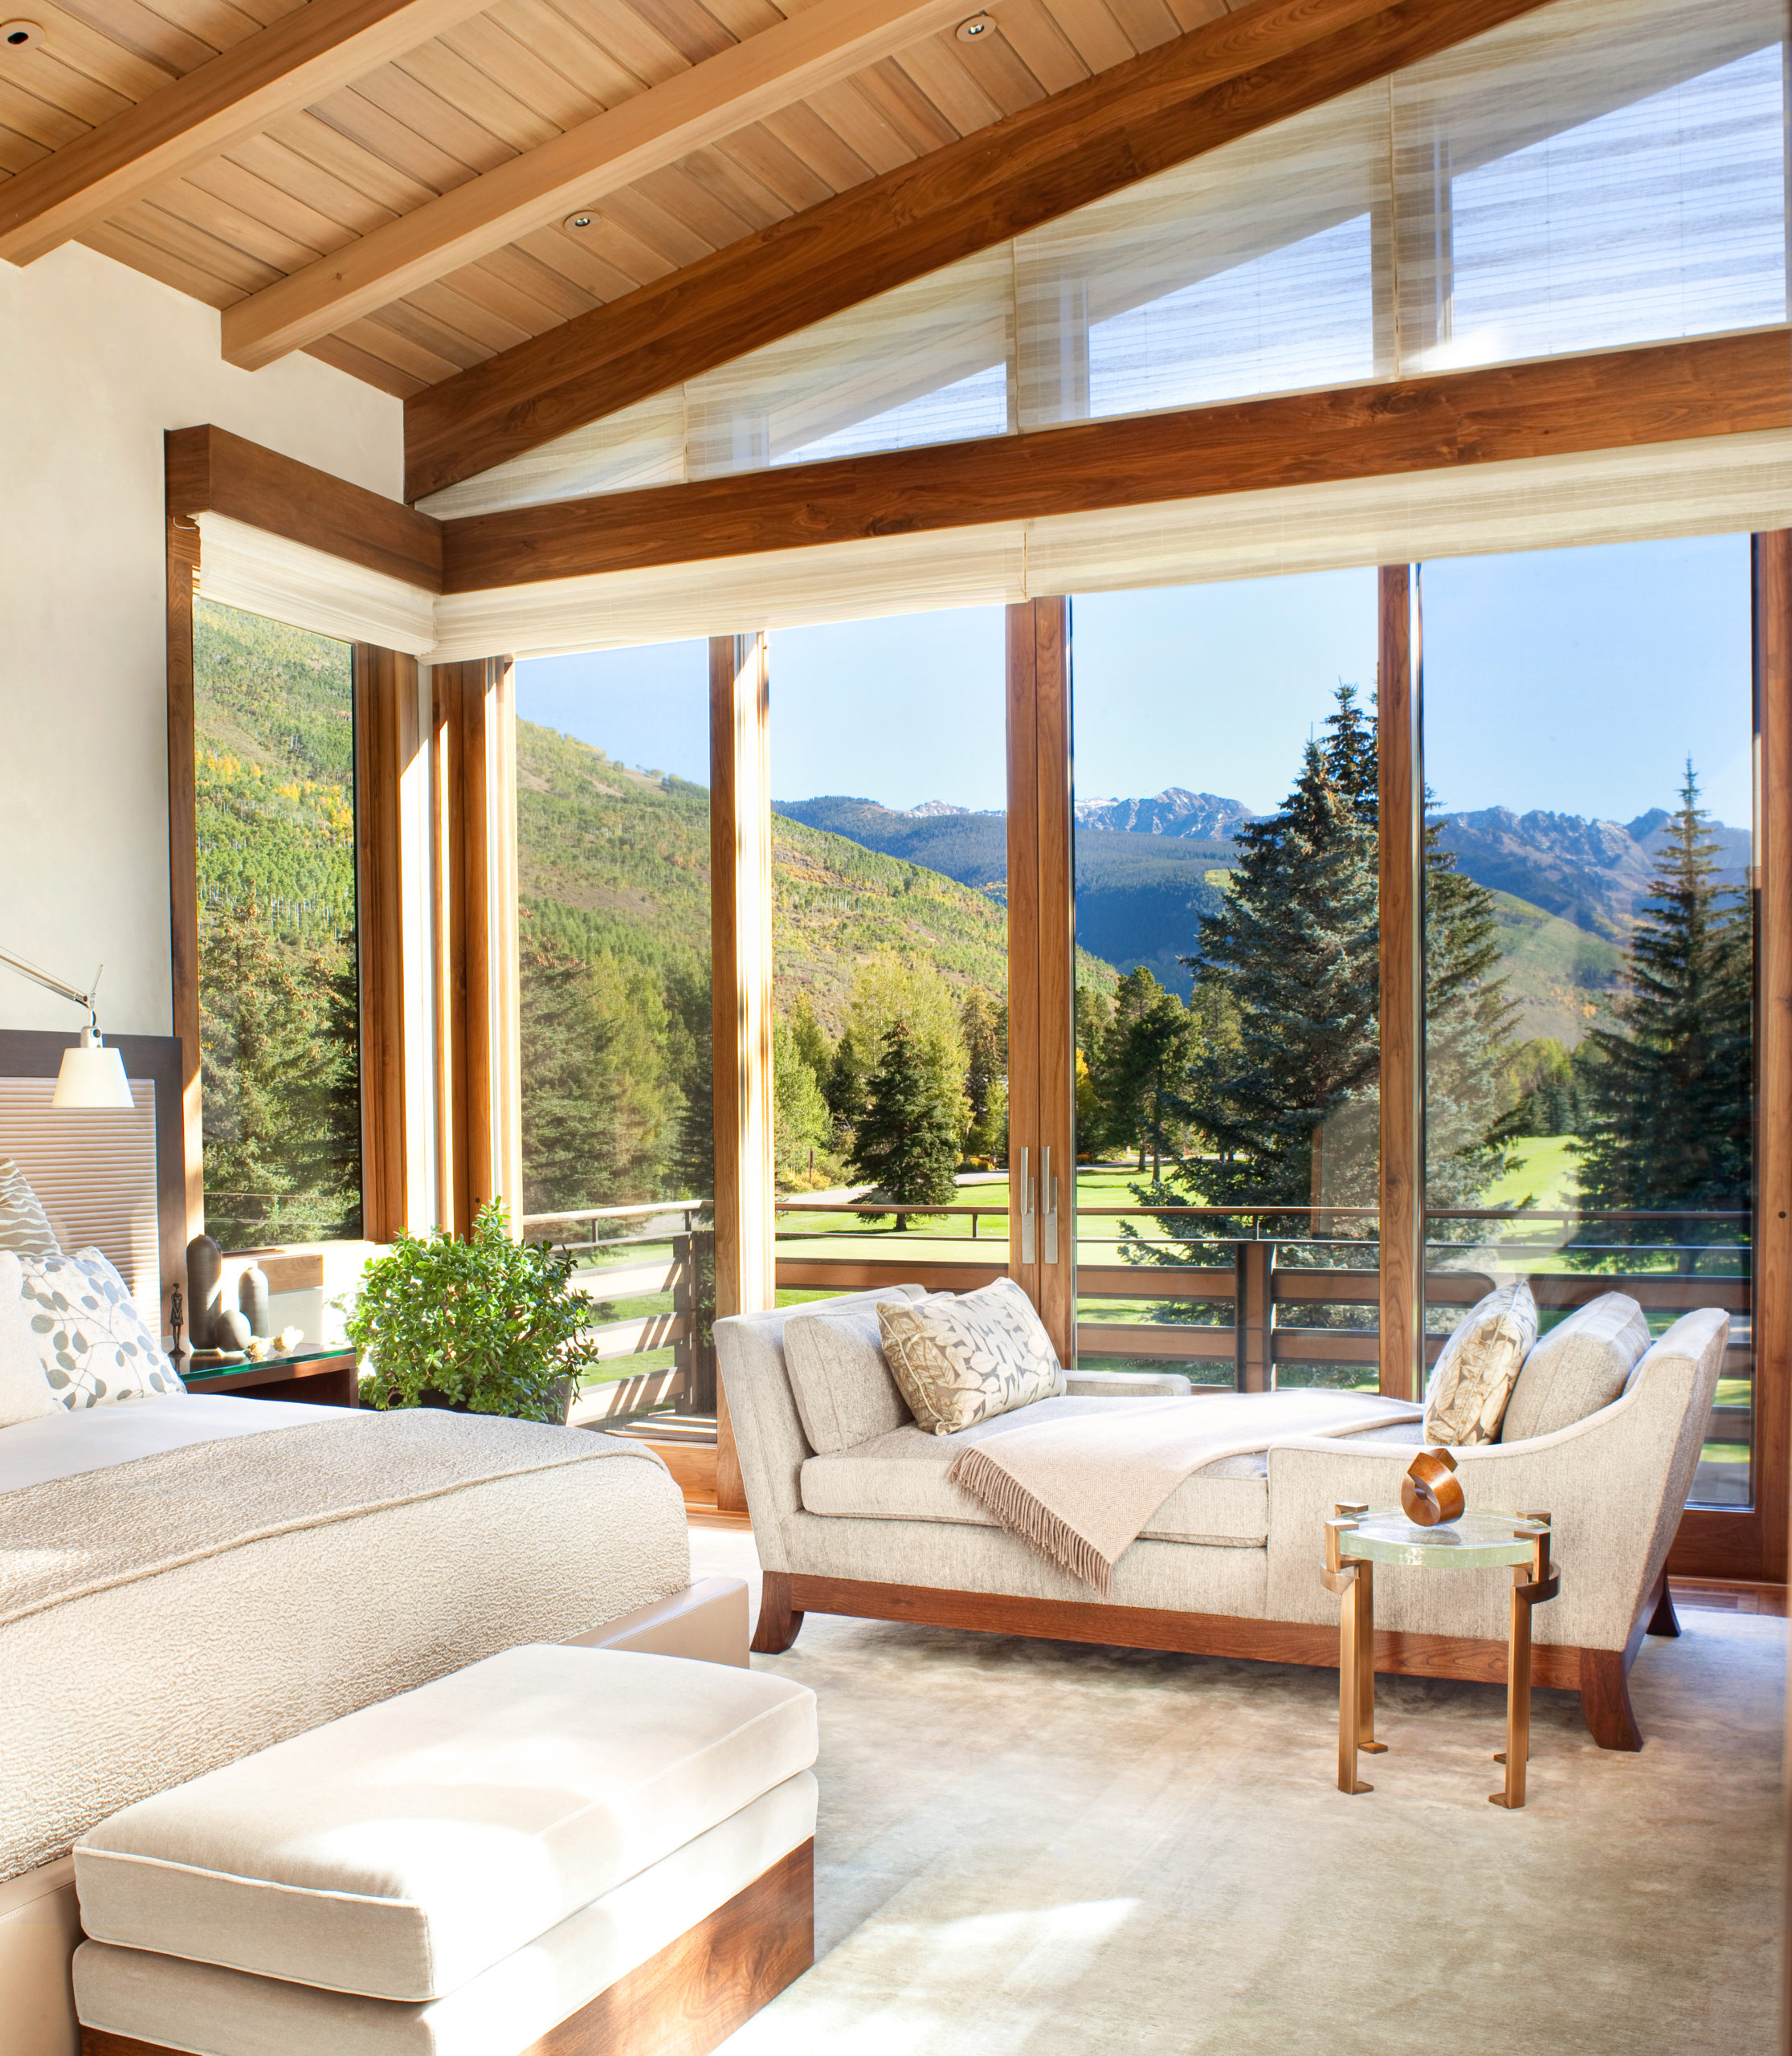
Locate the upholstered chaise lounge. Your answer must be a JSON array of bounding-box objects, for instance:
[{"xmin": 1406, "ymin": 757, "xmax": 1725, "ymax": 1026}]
[{"xmin": 716, "ymin": 1287, "xmax": 1729, "ymax": 1751}]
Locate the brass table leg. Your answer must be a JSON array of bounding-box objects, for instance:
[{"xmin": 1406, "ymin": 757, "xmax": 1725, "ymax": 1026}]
[
  {"xmin": 1324, "ymin": 1511, "xmax": 1378, "ymax": 1794},
  {"xmin": 1491, "ymin": 1521, "xmax": 1559, "ymax": 1811},
  {"xmin": 1357, "ymin": 1558, "xmax": 1387, "ymax": 1760}
]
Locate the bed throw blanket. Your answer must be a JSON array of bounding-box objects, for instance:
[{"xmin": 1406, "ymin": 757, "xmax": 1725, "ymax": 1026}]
[
  {"xmin": 0, "ymin": 1408, "xmax": 648, "ymax": 1628},
  {"xmin": 947, "ymin": 1390, "xmax": 1422, "ymax": 1597}
]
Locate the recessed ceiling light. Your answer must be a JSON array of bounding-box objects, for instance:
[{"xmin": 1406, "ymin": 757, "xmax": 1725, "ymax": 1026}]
[
  {"xmin": 2, "ymin": 20, "xmax": 43, "ymax": 48},
  {"xmin": 954, "ymin": 13, "xmax": 994, "ymax": 40},
  {"xmin": 562, "ymin": 210, "xmax": 600, "ymax": 233}
]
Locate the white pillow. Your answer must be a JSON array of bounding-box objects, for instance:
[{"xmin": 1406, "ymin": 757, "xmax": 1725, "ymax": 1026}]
[
  {"xmin": 18, "ymin": 1247, "xmax": 185, "ymax": 1409},
  {"xmin": 1500, "ymin": 1293, "xmax": 1649, "ymax": 1442},
  {"xmin": 0, "ymin": 1251, "xmax": 57, "ymax": 1425},
  {"xmin": 783, "ymin": 1291, "xmax": 927, "ymax": 1454},
  {"xmin": 0, "ymin": 1159, "xmax": 60, "ymax": 1260}
]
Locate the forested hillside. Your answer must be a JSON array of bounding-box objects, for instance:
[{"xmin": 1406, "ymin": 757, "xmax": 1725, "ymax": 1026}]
[
  {"xmin": 193, "ymin": 602, "xmax": 361, "ymax": 1249},
  {"xmin": 515, "ymin": 722, "xmax": 1116, "ymax": 1210},
  {"xmin": 518, "ymin": 723, "xmax": 1031, "ymax": 1025}
]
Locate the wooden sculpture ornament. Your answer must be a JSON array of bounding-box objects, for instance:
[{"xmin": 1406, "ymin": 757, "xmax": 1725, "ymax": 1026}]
[{"xmin": 1402, "ymin": 1446, "xmax": 1466, "ymax": 1527}]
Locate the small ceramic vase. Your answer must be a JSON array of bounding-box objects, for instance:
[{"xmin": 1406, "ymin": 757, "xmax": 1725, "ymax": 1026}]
[
  {"xmin": 186, "ymin": 1234, "xmax": 222, "ymax": 1350},
  {"xmin": 239, "ymin": 1262, "xmax": 271, "ymax": 1339}
]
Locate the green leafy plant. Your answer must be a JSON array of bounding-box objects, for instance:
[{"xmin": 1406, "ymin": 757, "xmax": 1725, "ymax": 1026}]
[{"xmin": 345, "ymin": 1201, "xmax": 601, "ymax": 1424}]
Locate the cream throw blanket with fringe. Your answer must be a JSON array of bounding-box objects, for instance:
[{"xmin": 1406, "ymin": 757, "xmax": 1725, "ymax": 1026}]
[{"xmin": 947, "ymin": 1390, "xmax": 1422, "ymax": 1597}]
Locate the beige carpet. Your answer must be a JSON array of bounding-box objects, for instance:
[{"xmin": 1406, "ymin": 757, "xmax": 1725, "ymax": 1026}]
[{"xmin": 692, "ymin": 1526, "xmax": 1785, "ymax": 2056}]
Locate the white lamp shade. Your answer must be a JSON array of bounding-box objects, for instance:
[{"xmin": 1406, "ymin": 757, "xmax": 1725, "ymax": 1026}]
[{"xmin": 53, "ymin": 1042, "xmax": 133, "ymax": 1111}]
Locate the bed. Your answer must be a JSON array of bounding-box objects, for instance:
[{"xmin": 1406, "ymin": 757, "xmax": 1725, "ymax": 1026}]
[{"xmin": 0, "ymin": 1034, "xmax": 729, "ymax": 2056}]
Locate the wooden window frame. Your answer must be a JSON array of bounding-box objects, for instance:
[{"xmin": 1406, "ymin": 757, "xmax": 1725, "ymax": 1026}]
[{"xmin": 163, "ymin": 433, "xmax": 425, "ymax": 1254}]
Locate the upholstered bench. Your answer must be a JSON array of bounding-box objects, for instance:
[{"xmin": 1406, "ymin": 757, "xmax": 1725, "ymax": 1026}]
[{"xmin": 68, "ymin": 1644, "xmax": 818, "ymax": 2056}]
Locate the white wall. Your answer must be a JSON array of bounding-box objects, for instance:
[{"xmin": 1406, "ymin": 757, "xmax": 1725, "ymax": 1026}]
[{"xmin": 0, "ymin": 243, "xmax": 404, "ymax": 1037}]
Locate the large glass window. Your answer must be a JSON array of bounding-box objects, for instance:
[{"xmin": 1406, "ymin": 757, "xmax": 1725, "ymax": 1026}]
[
  {"xmin": 767, "ymin": 610, "xmax": 1013, "ymax": 1302},
  {"xmin": 193, "ymin": 599, "xmax": 361, "ymax": 1249},
  {"xmin": 512, "ymin": 642, "xmax": 715, "ymax": 1431},
  {"xmin": 1421, "ymin": 536, "xmax": 1754, "ymax": 1506},
  {"xmin": 1068, "ymin": 573, "xmax": 1382, "ymax": 1389}
]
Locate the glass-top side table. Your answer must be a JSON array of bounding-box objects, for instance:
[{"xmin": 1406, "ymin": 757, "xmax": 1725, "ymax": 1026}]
[{"xmin": 1323, "ymin": 1504, "xmax": 1559, "ymax": 1809}]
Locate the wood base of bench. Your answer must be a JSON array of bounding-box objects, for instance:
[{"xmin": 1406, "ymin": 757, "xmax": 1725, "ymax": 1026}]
[
  {"xmin": 760, "ymin": 1567, "xmax": 1672, "ymax": 1752},
  {"xmin": 82, "ymin": 1839, "xmax": 814, "ymax": 2056}
]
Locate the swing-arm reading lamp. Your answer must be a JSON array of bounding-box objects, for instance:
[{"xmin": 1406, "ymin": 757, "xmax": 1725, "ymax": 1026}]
[{"xmin": 0, "ymin": 948, "xmax": 134, "ymax": 1109}]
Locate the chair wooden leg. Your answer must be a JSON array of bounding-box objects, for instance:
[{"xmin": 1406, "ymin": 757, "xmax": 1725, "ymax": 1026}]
[
  {"xmin": 1646, "ymin": 1577, "xmax": 1681, "ymax": 1638},
  {"xmin": 1579, "ymin": 1648, "xmax": 1643, "ymax": 1751},
  {"xmin": 751, "ymin": 1572, "xmax": 806, "ymax": 1655}
]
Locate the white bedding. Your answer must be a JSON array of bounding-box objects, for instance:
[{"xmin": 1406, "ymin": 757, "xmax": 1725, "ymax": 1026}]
[
  {"xmin": 1, "ymin": 1401, "xmax": 691, "ymax": 1881},
  {"xmin": 0, "ymin": 1392, "xmax": 349, "ymax": 1492}
]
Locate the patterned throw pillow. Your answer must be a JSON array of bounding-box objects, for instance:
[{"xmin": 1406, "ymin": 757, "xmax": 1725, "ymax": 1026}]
[
  {"xmin": 0, "ymin": 1159, "xmax": 61, "ymax": 1260},
  {"xmin": 1422, "ymin": 1279, "xmax": 1537, "ymax": 1447},
  {"xmin": 18, "ymin": 1247, "xmax": 183, "ymax": 1409},
  {"xmin": 877, "ymin": 1277, "xmax": 1062, "ymax": 1435},
  {"xmin": 1500, "ymin": 1293, "xmax": 1649, "ymax": 1442}
]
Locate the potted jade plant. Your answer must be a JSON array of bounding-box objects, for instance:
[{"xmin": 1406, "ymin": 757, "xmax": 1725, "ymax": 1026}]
[{"xmin": 345, "ymin": 1201, "xmax": 601, "ymax": 1426}]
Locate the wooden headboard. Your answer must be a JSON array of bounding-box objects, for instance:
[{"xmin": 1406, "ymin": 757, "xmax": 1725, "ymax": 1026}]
[{"xmin": 0, "ymin": 1031, "xmax": 186, "ymax": 1338}]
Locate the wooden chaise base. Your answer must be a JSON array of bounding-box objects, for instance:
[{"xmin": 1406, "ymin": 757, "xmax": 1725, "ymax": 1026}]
[
  {"xmin": 754, "ymin": 1569, "xmax": 1681, "ymax": 1753},
  {"xmin": 81, "ymin": 1841, "xmax": 814, "ymax": 2056}
]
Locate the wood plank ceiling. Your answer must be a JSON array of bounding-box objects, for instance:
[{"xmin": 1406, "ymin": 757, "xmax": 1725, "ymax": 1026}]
[{"xmin": 0, "ymin": 0, "xmax": 1230, "ymax": 400}]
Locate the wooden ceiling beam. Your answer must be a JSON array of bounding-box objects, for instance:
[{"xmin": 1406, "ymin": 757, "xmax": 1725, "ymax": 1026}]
[
  {"xmin": 0, "ymin": 0, "xmax": 492, "ymax": 267},
  {"xmin": 221, "ymin": 0, "xmax": 982, "ymax": 373},
  {"xmin": 405, "ymin": 0, "xmax": 1560, "ymax": 504},
  {"xmin": 437, "ymin": 330, "xmax": 1790, "ymax": 590},
  {"xmin": 168, "ymin": 423, "xmax": 444, "ymax": 589}
]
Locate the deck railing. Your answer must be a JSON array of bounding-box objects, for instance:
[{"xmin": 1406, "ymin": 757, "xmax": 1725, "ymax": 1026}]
[
  {"xmin": 526, "ymin": 1194, "xmax": 1752, "ymax": 1475},
  {"xmin": 523, "ymin": 1200, "xmax": 713, "ymax": 1426},
  {"xmin": 772, "ymin": 1197, "xmax": 1753, "ymax": 1414}
]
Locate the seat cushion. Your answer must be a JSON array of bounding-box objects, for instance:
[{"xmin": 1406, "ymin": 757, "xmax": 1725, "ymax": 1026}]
[
  {"xmin": 782, "ymin": 1291, "xmax": 920, "ymax": 1454},
  {"xmin": 74, "ymin": 1773, "xmax": 817, "ymax": 2056},
  {"xmin": 1501, "ymin": 1293, "xmax": 1651, "ymax": 1442},
  {"xmin": 74, "ymin": 1645, "xmax": 817, "ymax": 2005},
  {"xmin": 800, "ymin": 1397, "xmax": 1270, "ymax": 1546}
]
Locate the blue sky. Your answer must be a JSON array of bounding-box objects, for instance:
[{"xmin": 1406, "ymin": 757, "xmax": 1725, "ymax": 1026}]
[{"xmin": 515, "ymin": 532, "xmax": 1753, "ymax": 830}]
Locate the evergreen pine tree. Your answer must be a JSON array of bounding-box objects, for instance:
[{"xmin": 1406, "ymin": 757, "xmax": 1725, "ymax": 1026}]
[
  {"xmin": 960, "ymin": 986, "xmax": 1008, "ymax": 1163},
  {"xmin": 1575, "ymin": 763, "xmax": 1752, "ymax": 1263},
  {"xmin": 1424, "ymin": 815, "xmax": 1522, "ymax": 1212},
  {"xmin": 1173, "ymin": 732, "xmax": 1380, "ymax": 1217},
  {"xmin": 1125, "ymin": 682, "xmax": 1513, "ymax": 1267},
  {"xmin": 1100, "ymin": 968, "xmax": 1194, "ymax": 1177},
  {"xmin": 772, "ymin": 1014, "xmax": 835, "ymax": 1189},
  {"xmin": 850, "ymin": 1019, "xmax": 961, "ymax": 1229}
]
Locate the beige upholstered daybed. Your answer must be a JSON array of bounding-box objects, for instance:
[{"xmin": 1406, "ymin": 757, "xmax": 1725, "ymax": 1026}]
[
  {"xmin": 717, "ymin": 1285, "xmax": 1727, "ymax": 1756},
  {"xmin": 0, "ymin": 1389, "xmax": 741, "ymax": 2056}
]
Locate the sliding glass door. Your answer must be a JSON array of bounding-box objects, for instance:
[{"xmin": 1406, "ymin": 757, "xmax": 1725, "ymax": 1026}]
[
  {"xmin": 1066, "ymin": 572, "xmax": 1382, "ymax": 1390},
  {"xmin": 1420, "ymin": 537, "xmax": 1757, "ymax": 1510},
  {"xmin": 765, "ymin": 607, "xmax": 1010, "ymax": 1309}
]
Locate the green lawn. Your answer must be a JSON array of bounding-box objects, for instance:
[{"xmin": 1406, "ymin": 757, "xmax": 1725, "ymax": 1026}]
[{"xmin": 1481, "ymin": 1136, "xmax": 1582, "ymax": 1213}]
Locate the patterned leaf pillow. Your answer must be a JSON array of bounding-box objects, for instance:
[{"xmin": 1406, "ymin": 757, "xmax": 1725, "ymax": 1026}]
[
  {"xmin": 1422, "ymin": 1279, "xmax": 1537, "ymax": 1446},
  {"xmin": 877, "ymin": 1277, "xmax": 1063, "ymax": 1435},
  {"xmin": 0, "ymin": 1158, "xmax": 61, "ymax": 1260},
  {"xmin": 18, "ymin": 1247, "xmax": 184, "ymax": 1409}
]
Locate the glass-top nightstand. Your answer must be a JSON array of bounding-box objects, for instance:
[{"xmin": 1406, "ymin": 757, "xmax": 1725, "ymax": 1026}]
[{"xmin": 1323, "ymin": 1504, "xmax": 1560, "ymax": 1809}]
